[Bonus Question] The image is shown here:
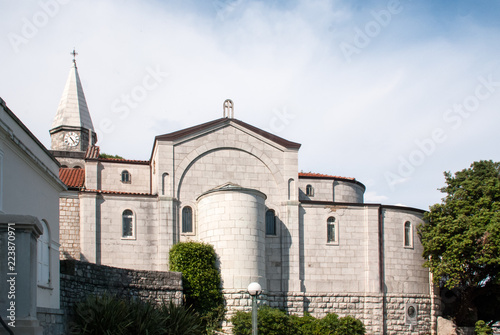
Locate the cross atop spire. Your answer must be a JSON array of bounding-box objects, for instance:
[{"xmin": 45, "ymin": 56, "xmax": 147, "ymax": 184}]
[
  {"xmin": 71, "ymin": 48, "xmax": 78, "ymax": 66},
  {"xmin": 50, "ymin": 51, "xmax": 94, "ymax": 133}
]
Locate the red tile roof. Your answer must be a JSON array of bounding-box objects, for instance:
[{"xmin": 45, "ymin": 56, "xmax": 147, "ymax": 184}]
[
  {"xmin": 156, "ymin": 118, "xmax": 301, "ymax": 149},
  {"xmin": 59, "ymin": 168, "xmax": 85, "ymax": 188},
  {"xmin": 84, "ymin": 189, "xmax": 153, "ymax": 196},
  {"xmin": 85, "ymin": 145, "xmax": 100, "ymax": 159},
  {"xmin": 99, "ymin": 158, "xmax": 150, "ymax": 165},
  {"xmin": 299, "ymin": 172, "xmax": 355, "ymax": 181}
]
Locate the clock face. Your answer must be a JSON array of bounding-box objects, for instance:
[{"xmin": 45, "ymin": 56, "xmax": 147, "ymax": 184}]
[{"xmin": 64, "ymin": 132, "xmax": 80, "ymax": 147}]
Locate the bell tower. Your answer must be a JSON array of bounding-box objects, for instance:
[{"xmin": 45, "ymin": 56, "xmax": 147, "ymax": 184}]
[{"xmin": 50, "ymin": 50, "xmax": 97, "ymax": 167}]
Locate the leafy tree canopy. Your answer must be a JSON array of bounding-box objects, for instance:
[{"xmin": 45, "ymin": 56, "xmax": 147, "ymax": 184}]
[
  {"xmin": 99, "ymin": 153, "xmax": 124, "ymax": 159},
  {"xmin": 419, "ymin": 160, "xmax": 500, "ymax": 325}
]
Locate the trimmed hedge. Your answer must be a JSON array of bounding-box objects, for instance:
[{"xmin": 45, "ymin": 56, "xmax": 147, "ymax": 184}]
[
  {"xmin": 232, "ymin": 306, "xmax": 365, "ymax": 335},
  {"xmin": 169, "ymin": 241, "xmax": 225, "ymax": 332}
]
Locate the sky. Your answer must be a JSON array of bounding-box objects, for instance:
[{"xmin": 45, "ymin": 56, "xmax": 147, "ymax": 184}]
[{"xmin": 1, "ymin": 0, "xmax": 500, "ymax": 210}]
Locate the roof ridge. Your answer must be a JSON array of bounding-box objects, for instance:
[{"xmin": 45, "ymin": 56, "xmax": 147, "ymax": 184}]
[
  {"xmin": 155, "ymin": 117, "xmax": 301, "ymax": 150},
  {"xmin": 298, "ymin": 172, "xmax": 356, "ymax": 181}
]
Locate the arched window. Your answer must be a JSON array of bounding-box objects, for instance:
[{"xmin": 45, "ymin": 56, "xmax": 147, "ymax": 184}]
[
  {"xmin": 327, "ymin": 217, "xmax": 337, "ymax": 243},
  {"xmin": 162, "ymin": 173, "xmax": 169, "ymax": 196},
  {"xmin": 122, "ymin": 210, "xmax": 134, "ymax": 238},
  {"xmin": 37, "ymin": 220, "xmax": 50, "ymax": 286},
  {"xmin": 266, "ymin": 209, "xmax": 276, "ymax": 236},
  {"xmin": 306, "ymin": 184, "xmax": 314, "ymax": 197},
  {"xmin": 121, "ymin": 170, "xmax": 131, "ymax": 183},
  {"xmin": 182, "ymin": 206, "xmax": 193, "ymax": 233},
  {"xmin": 288, "ymin": 178, "xmax": 295, "ymax": 200},
  {"xmin": 404, "ymin": 221, "xmax": 412, "ymax": 247}
]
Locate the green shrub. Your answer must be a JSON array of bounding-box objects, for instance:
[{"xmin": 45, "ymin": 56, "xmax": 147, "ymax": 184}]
[
  {"xmin": 231, "ymin": 310, "xmax": 252, "ymax": 335},
  {"xmin": 317, "ymin": 313, "xmax": 340, "ymax": 334},
  {"xmin": 71, "ymin": 294, "xmax": 132, "ymax": 335},
  {"xmin": 289, "ymin": 312, "xmax": 322, "ymax": 335},
  {"xmin": 169, "ymin": 241, "xmax": 225, "ymax": 330},
  {"xmin": 336, "ymin": 315, "xmax": 366, "ymax": 335},
  {"xmin": 231, "ymin": 307, "xmax": 365, "ymax": 335},
  {"xmin": 475, "ymin": 320, "xmax": 493, "ymax": 335},
  {"xmin": 99, "ymin": 153, "xmax": 124, "ymax": 159},
  {"xmin": 158, "ymin": 300, "xmax": 203, "ymax": 335},
  {"xmin": 258, "ymin": 305, "xmax": 296, "ymax": 335},
  {"xmin": 70, "ymin": 294, "xmax": 203, "ymax": 335}
]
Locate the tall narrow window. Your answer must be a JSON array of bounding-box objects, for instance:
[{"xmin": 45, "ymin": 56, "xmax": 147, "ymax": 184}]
[
  {"xmin": 121, "ymin": 170, "xmax": 131, "ymax": 183},
  {"xmin": 37, "ymin": 220, "xmax": 50, "ymax": 286},
  {"xmin": 266, "ymin": 209, "xmax": 276, "ymax": 235},
  {"xmin": 306, "ymin": 184, "xmax": 314, "ymax": 197},
  {"xmin": 0, "ymin": 150, "xmax": 3, "ymax": 212},
  {"xmin": 404, "ymin": 221, "xmax": 412, "ymax": 247},
  {"xmin": 182, "ymin": 206, "xmax": 193, "ymax": 233},
  {"xmin": 327, "ymin": 217, "xmax": 336, "ymax": 243},
  {"xmin": 162, "ymin": 173, "xmax": 169, "ymax": 195},
  {"xmin": 122, "ymin": 210, "xmax": 134, "ymax": 238},
  {"xmin": 288, "ymin": 178, "xmax": 295, "ymax": 200}
]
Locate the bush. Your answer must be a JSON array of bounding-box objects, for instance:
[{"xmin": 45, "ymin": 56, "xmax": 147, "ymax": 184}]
[
  {"xmin": 257, "ymin": 305, "xmax": 295, "ymax": 335},
  {"xmin": 475, "ymin": 320, "xmax": 493, "ymax": 335},
  {"xmin": 169, "ymin": 241, "xmax": 225, "ymax": 330},
  {"xmin": 158, "ymin": 300, "xmax": 203, "ymax": 335},
  {"xmin": 336, "ymin": 315, "xmax": 366, "ymax": 335},
  {"xmin": 71, "ymin": 294, "xmax": 132, "ymax": 335},
  {"xmin": 70, "ymin": 294, "xmax": 202, "ymax": 335},
  {"xmin": 231, "ymin": 310, "xmax": 252, "ymax": 335},
  {"xmin": 231, "ymin": 306, "xmax": 365, "ymax": 335},
  {"xmin": 289, "ymin": 312, "xmax": 322, "ymax": 335}
]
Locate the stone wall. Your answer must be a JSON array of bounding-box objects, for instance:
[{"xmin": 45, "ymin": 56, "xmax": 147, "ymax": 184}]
[
  {"xmin": 40, "ymin": 260, "xmax": 183, "ymax": 335},
  {"xmin": 37, "ymin": 307, "xmax": 64, "ymax": 335},
  {"xmin": 223, "ymin": 290, "xmax": 436, "ymax": 335},
  {"xmin": 59, "ymin": 195, "xmax": 81, "ymax": 260}
]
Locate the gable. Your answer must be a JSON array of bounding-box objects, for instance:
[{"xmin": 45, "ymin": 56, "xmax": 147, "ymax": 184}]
[{"xmin": 155, "ymin": 118, "xmax": 301, "ymax": 150}]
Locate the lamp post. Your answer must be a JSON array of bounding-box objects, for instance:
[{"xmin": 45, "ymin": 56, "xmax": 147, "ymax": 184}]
[{"xmin": 247, "ymin": 282, "xmax": 262, "ymax": 335}]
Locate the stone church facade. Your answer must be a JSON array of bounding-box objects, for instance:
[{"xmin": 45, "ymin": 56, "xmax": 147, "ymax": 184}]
[{"xmin": 51, "ymin": 58, "xmax": 439, "ymax": 334}]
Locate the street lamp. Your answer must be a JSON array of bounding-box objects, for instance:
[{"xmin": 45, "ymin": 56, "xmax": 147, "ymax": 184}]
[{"xmin": 247, "ymin": 282, "xmax": 262, "ymax": 335}]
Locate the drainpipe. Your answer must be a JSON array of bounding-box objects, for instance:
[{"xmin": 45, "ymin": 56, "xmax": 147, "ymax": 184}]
[{"xmin": 378, "ymin": 205, "xmax": 387, "ymax": 334}]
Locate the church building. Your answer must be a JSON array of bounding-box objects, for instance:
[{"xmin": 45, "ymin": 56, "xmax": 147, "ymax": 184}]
[{"xmin": 51, "ymin": 56, "xmax": 438, "ymax": 334}]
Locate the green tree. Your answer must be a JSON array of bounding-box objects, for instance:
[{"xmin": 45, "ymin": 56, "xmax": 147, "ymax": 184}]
[
  {"xmin": 169, "ymin": 241, "xmax": 225, "ymax": 332},
  {"xmin": 419, "ymin": 160, "xmax": 500, "ymax": 326},
  {"xmin": 99, "ymin": 153, "xmax": 124, "ymax": 159}
]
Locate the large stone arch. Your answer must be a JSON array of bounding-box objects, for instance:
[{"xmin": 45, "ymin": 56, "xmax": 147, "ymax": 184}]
[{"xmin": 175, "ymin": 140, "xmax": 284, "ymax": 199}]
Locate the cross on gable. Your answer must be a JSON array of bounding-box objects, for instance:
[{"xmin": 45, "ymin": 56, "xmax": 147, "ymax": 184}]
[{"xmin": 223, "ymin": 99, "xmax": 234, "ymax": 118}]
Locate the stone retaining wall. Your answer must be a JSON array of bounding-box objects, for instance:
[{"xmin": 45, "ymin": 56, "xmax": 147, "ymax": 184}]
[
  {"xmin": 223, "ymin": 290, "xmax": 437, "ymax": 335},
  {"xmin": 39, "ymin": 260, "xmax": 183, "ymax": 335}
]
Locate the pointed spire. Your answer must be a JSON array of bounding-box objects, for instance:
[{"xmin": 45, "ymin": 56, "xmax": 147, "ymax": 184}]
[{"xmin": 50, "ymin": 50, "xmax": 94, "ymax": 131}]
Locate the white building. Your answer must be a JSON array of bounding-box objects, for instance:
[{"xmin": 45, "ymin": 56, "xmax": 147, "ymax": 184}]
[
  {"xmin": 52, "ymin": 58, "xmax": 439, "ymax": 334},
  {"xmin": 0, "ymin": 97, "xmax": 66, "ymax": 334}
]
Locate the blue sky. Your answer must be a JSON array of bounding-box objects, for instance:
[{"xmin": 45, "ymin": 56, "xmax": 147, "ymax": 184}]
[{"xmin": 1, "ymin": 0, "xmax": 500, "ymax": 210}]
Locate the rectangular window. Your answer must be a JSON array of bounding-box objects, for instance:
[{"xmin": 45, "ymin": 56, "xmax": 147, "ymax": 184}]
[
  {"xmin": 122, "ymin": 210, "xmax": 134, "ymax": 238},
  {"xmin": 404, "ymin": 221, "xmax": 413, "ymax": 248},
  {"xmin": 327, "ymin": 224, "xmax": 335, "ymax": 242},
  {"xmin": 182, "ymin": 207, "xmax": 193, "ymax": 233},
  {"xmin": 37, "ymin": 220, "xmax": 50, "ymax": 286},
  {"xmin": 266, "ymin": 210, "xmax": 276, "ymax": 235},
  {"xmin": 0, "ymin": 150, "xmax": 3, "ymax": 212},
  {"xmin": 327, "ymin": 217, "xmax": 338, "ymax": 244}
]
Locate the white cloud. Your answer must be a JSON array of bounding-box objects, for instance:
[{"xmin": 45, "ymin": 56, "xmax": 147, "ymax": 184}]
[{"xmin": 1, "ymin": 0, "xmax": 500, "ymax": 210}]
